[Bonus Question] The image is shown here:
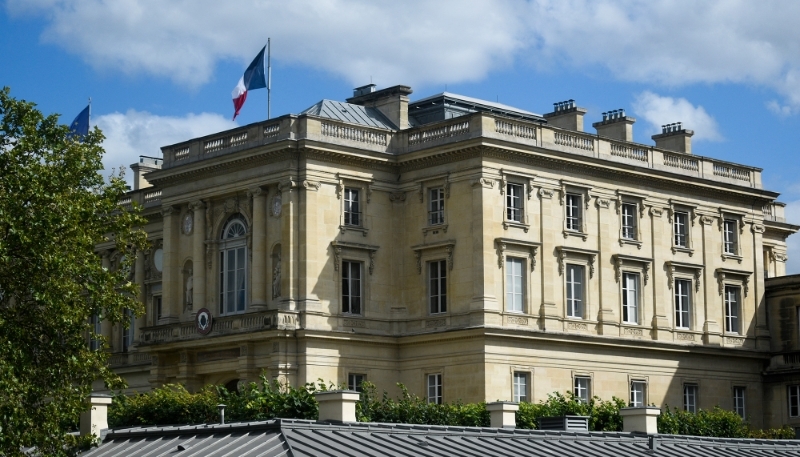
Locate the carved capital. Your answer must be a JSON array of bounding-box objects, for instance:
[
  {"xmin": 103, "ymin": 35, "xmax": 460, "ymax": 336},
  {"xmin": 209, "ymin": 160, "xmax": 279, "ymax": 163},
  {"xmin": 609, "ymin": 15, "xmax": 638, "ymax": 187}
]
[
  {"xmin": 161, "ymin": 206, "xmax": 177, "ymax": 217},
  {"xmin": 302, "ymin": 180, "xmax": 321, "ymax": 191},
  {"xmin": 188, "ymin": 200, "xmax": 206, "ymax": 211},
  {"xmin": 701, "ymin": 215, "xmax": 715, "ymax": 225},
  {"xmin": 649, "ymin": 207, "xmax": 664, "ymax": 217},
  {"xmin": 538, "ymin": 188, "xmax": 555, "ymax": 199},
  {"xmin": 471, "ymin": 178, "xmax": 494, "ymax": 188},
  {"xmin": 751, "ymin": 223, "xmax": 765, "ymax": 234},
  {"xmin": 595, "ymin": 197, "xmax": 611, "ymax": 209},
  {"xmin": 247, "ymin": 187, "xmax": 265, "ymax": 199}
]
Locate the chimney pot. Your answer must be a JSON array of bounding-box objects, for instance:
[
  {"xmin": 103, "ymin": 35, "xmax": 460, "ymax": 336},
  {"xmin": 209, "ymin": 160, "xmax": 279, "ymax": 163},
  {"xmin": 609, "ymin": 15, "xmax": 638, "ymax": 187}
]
[
  {"xmin": 314, "ymin": 390, "xmax": 360, "ymax": 423},
  {"xmin": 486, "ymin": 402, "xmax": 519, "ymax": 429},
  {"xmin": 620, "ymin": 406, "xmax": 661, "ymax": 434},
  {"xmin": 652, "ymin": 122, "xmax": 694, "ymax": 154},
  {"xmin": 593, "ymin": 108, "xmax": 635, "ymax": 141},
  {"xmin": 544, "ymin": 100, "xmax": 587, "ymax": 131},
  {"xmin": 80, "ymin": 394, "xmax": 113, "ymax": 439}
]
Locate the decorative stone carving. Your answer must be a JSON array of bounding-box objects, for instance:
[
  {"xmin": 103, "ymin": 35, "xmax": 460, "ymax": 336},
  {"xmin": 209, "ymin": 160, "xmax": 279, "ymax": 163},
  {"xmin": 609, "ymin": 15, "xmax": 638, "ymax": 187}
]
[
  {"xmin": 701, "ymin": 215, "xmax": 715, "ymax": 225},
  {"xmin": 471, "ymin": 178, "xmax": 494, "ymax": 188},
  {"xmin": 595, "ymin": 197, "xmax": 611, "ymax": 209},
  {"xmin": 538, "ymin": 188, "xmax": 555, "ymax": 199},
  {"xmin": 389, "ymin": 192, "xmax": 406, "ymax": 202},
  {"xmin": 302, "ymin": 180, "xmax": 321, "ymax": 191},
  {"xmin": 649, "ymin": 207, "xmax": 664, "ymax": 217},
  {"xmin": 751, "ymin": 223, "xmax": 765, "ymax": 234}
]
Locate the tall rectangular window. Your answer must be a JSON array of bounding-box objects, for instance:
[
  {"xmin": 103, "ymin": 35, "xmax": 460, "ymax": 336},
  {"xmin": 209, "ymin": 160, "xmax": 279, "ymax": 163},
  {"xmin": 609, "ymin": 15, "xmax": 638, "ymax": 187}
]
[
  {"xmin": 506, "ymin": 257, "xmax": 525, "ymax": 313},
  {"xmin": 154, "ymin": 295, "xmax": 163, "ymax": 321},
  {"xmin": 121, "ymin": 309, "xmax": 134, "ymax": 352},
  {"xmin": 733, "ymin": 386, "xmax": 746, "ymax": 418},
  {"xmin": 90, "ymin": 314, "xmax": 101, "ymax": 351},
  {"xmin": 622, "ymin": 203, "xmax": 637, "ymax": 240},
  {"xmin": 566, "ymin": 264, "xmax": 584, "ymax": 318},
  {"xmin": 574, "ymin": 377, "xmax": 591, "ymax": 403},
  {"xmin": 674, "ymin": 212, "xmax": 688, "ymax": 247},
  {"xmin": 342, "ymin": 261, "xmax": 362, "ymax": 315},
  {"xmin": 429, "ymin": 260, "xmax": 447, "ymax": 314},
  {"xmin": 513, "ymin": 372, "xmax": 529, "ymax": 403},
  {"xmin": 724, "ymin": 219, "xmax": 738, "ymax": 254},
  {"xmin": 344, "ymin": 188, "xmax": 361, "ymax": 226},
  {"xmin": 684, "ymin": 384, "xmax": 698, "ymax": 413},
  {"xmin": 506, "ymin": 183, "xmax": 523, "ymax": 222},
  {"xmin": 566, "ymin": 194, "xmax": 582, "ymax": 231},
  {"xmin": 427, "ymin": 374, "xmax": 443, "ymax": 404},
  {"xmin": 429, "ymin": 188, "xmax": 445, "ymax": 225},
  {"xmin": 630, "ymin": 381, "xmax": 646, "ymax": 407},
  {"xmin": 219, "ymin": 246, "xmax": 246, "ymax": 314},
  {"xmin": 622, "ymin": 273, "xmax": 639, "ymax": 324},
  {"xmin": 724, "ymin": 286, "xmax": 740, "ymax": 334},
  {"xmin": 675, "ymin": 279, "xmax": 692, "ymax": 329},
  {"xmin": 789, "ymin": 385, "xmax": 800, "ymax": 417},
  {"xmin": 348, "ymin": 373, "xmax": 366, "ymax": 392}
]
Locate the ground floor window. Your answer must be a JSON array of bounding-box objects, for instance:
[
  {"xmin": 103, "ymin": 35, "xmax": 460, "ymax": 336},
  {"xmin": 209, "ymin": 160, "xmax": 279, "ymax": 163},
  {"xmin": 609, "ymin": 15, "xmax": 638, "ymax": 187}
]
[
  {"xmin": 348, "ymin": 373, "xmax": 366, "ymax": 392},
  {"xmin": 789, "ymin": 385, "xmax": 800, "ymax": 417},
  {"xmin": 684, "ymin": 384, "xmax": 698, "ymax": 413},
  {"xmin": 733, "ymin": 386, "xmax": 746, "ymax": 418},
  {"xmin": 574, "ymin": 377, "xmax": 591, "ymax": 403},
  {"xmin": 630, "ymin": 380, "xmax": 646, "ymax": 407},
  {"xmin": 513, "ymin": 372, "xmax": 529, "ymax": 403},
  {"xmin": 427, "ymin": 374, "xmax": 443, "ymax": 404}
]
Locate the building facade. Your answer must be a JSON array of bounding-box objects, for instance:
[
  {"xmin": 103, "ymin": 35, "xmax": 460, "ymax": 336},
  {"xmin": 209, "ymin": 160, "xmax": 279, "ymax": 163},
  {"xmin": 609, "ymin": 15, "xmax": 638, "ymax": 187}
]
[{"xmin": 97, "ymin": 84, "xmax": 798, "ymax": 428}]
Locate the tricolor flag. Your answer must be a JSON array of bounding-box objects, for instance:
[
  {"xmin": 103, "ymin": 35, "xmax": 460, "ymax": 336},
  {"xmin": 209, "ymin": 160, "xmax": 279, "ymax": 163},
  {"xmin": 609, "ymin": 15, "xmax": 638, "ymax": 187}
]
[
  {"xmin": 68, "ymin": 104, "xmax": 90, "ymax": 140},
  {"xmin": 231, "ymin": 45, "xmax": 267, "ymax": 120}
]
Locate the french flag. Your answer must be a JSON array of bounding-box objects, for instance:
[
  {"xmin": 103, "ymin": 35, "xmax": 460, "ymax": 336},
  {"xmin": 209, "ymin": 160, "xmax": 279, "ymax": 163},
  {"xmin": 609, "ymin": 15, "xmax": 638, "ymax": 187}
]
[{"xmin": 231, "ymin": 45, "xmax": 268, "ymax": 120}]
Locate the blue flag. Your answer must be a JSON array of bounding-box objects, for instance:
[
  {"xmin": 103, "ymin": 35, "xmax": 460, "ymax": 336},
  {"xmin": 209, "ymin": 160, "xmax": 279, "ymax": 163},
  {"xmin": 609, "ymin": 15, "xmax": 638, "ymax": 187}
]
[{"xmin": 68, "ymin": 105, "xmax": 90, "ymax": 139}]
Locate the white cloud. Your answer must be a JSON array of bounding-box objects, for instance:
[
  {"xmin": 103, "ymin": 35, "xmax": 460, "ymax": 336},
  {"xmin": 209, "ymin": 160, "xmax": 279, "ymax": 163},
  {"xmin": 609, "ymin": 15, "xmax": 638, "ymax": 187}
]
[
  {"xmin": 767, "ymin": 100, "xmax": 794, "ymax": 117},
  {"xmin": 9, "ymin": 0, "xmax": 800, "ymax": 111},
  {"xmin": 6, "ymin": 0, "xmax": 526, "ymax": 88},
  {"xmin": 94, "ymin": 110, "xmax": 236, "ymax": 186},
  {"xmin": 632, "ymin": 91, "xmax": 722, "ymax": 141}
]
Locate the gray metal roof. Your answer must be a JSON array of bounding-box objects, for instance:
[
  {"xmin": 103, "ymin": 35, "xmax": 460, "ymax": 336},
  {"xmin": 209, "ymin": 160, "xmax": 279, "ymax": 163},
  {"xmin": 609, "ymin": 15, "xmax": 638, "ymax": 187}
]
[
  {"xmin": 412, "ymin": 92, "xmax": 540, "ymax": 116},
  {"xmin": 300, "ymin": 99, "xmax": 397, "ymax": 130},
  {"xmin": 81, "ymin": 419, "xmax": 800, "ymax": 457}
]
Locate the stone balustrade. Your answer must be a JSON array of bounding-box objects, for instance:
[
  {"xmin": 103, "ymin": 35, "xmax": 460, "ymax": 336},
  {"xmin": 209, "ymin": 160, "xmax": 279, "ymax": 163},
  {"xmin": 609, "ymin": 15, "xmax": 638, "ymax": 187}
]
[
  {"xmin": 156, "ymin": 112, "xmax": 763, "ymax": 190},
  {"xmin": 138, "ymin": 310, "xmax": 298, "ymax": 346}
]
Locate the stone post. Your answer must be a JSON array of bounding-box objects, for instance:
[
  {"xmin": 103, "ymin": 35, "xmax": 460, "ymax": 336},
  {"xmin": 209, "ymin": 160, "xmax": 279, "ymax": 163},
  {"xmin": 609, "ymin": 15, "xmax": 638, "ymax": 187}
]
[
  {"xmin": 620, "ymin": 406, "xmax": 661, "ymax": 434},
  {"xmin": 314, "ymin": 390, "xmax": 360, "ymax": 422},
  {"xmin": 249, "ymin": 189, "xmax": 267, "ymax": 308},
  {"xmin": 80, "ymin": 394, "xmax": 112, "ymax": 438},
  {"xmin": 487, "ymin": 401, "xmax": 519, "ymax": 428},
  {"xmin": 190, "ymin": 200, "xmax": 206, "ymax": 312}
]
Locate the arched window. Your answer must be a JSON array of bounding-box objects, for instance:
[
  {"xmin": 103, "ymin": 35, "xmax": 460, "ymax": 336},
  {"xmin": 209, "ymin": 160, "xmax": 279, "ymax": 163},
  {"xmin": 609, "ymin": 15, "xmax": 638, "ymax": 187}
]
[{"xmin": 219, "ymin": 217, "xmax": 247, "ymax": 314}]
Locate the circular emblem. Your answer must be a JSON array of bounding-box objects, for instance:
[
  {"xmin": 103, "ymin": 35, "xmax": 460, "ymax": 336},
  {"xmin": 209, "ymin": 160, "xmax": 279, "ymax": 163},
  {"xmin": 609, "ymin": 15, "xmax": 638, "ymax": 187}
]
[
  {"xmin": 196, "ymin": 308, "xmax": 213, "ymax": 335},
  {"xmin": 271, "ymin": 195, "xmax": 282, "ymax": 217},
  {"xmin": 183, "ymin": 213, "xmax": 193, "ymax": 235}
]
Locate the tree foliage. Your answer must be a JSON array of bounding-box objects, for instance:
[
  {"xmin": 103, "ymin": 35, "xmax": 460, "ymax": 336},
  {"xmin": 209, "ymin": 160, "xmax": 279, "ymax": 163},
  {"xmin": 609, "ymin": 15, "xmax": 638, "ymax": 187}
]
[
  {"xmin": 516, "ymin": 391, "xmax": 625, "ymax": 431},
  {"xmin": 0, "ymin": 87, "xmax": 146, "ymax": 456}
]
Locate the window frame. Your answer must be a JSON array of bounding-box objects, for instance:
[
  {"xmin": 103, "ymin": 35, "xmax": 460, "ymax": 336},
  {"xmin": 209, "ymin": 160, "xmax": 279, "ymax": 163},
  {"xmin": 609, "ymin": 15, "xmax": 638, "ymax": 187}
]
[
  {"xmin": 428, "ymin": 259, "xmax": 448, "ymax": 315},
  {"xmin": 337, "ymin": 174, "xmax": 372, "ymax": 236},
  {"xmin": 622, "ymin": 272, "xmax": 640, "ymax": 325},
  {"xmin": 673, "ymin": 211, "xmax": 689, "ymax": 248},
  {"xmin": 121, "ymin": 308, "xmax": 134, "ymax": 352},
  {"xmin": 669, "ymin": 201, "xmax": 696, "ymax": 255},
  {"xmin": 427, "ymin": 373, "xmax": 443, "ymax": 404},
  {"xmin": 218, "ymin": 217, "xmax": 248, "ymax": 316},
  {"xmin": 513, "ymin": 371, "xmax": 530, "ymax": 403},
  {"xmin": 630, "ymin": 380, "xmax": 647, "ymax": 407},
  {"xmin": 621, "ymin": 202, "xmax": 638, "ymax": 241},
  {"xmin": 506, "ymin": 182, "xmax": 524, "ymax": 224},
  {"xmin": 684, "ymin": 383, "xmax": 698, "ymax": 413},
  {"xmin": 428, "ymin": 187, "xmax": 445, "ymax": 226},
  {"xmin": 724, "ymin": 285, "xmax": 741, "ymax": 334},
  {"xmin": 505, "ymin": 256, "xmax": 526, "ymax": 313},
  {"xmin": 674, "ymin": 278, "xmax": 693, "ymax": 330},
  {"xmin": 723, "ymin": 219, "xmax": 739, "ymax": 255},
  {"xmin": 566, "ymin": 263, "xmax": 585, "ymax": 319},
  {"xmin": 733, "ymin": 386, "xmax": 746, "ymax": 419},
  {"xmin": 789, "ymin": 385, "xmax": 800, "ymax": 418},
  {"xmin": 574, "ymin": 376, "xmax": 591, "ymax": 403},
  {"xmin": 348, "ymin": 373, "xmax": 366, "ymax": 392},
  {"xmin": 343, "ymin": 187, "xmax": 361, "ymax": 227},
  {"xmin": 341, "ymin": 260, "xmax": 363, "ymax": 315},
  {"xmin": 565, "ymin": 193, "xmax": 583, "ymax": 232}
]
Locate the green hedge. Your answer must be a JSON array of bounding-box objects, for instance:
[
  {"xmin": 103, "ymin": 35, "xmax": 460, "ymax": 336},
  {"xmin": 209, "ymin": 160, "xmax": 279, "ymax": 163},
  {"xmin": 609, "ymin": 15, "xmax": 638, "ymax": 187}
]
[{"xmin": 109, "ymin": 379, "xmax": 795, "ymax": 439}]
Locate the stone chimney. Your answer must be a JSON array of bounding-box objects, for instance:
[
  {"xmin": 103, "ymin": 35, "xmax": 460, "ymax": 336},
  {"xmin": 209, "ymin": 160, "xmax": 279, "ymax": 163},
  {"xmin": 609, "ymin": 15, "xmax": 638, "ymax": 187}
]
[
  {"xmin": 80, "ymin": 394, "xmax": 113, "ymax": 439},
  {"xmin": 486, "ymin": 402, "xmax": 519, "ymax": 429},
  {"xmin": 652, "ymin": 123, "xmax": 694, "ymax": 154},
  {"xmin": 346, "ymin": 84, "xmax": 413, "ymax": 130},
  {"xmin": 620, "ymin": 406, "xmax": 661, "ymax": 434},
  {"xmin": 543, "ymin": 100, "xmax": 587, "ymax": 132},
  {"xmin": 130, "ymin": 156, "xmax": 163, "ymax": 190},
  {"xmin": 314, "ymin": 390, "xmax": 360, "ymax": 423},
  {"xmin": 593, "ymin": 109, "xmax": 635, "ymax": 142}
]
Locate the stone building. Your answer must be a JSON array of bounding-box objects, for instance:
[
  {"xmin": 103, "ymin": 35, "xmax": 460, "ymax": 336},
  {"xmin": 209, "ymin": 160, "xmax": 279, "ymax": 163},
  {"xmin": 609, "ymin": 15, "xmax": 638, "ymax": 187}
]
[{"xmin": 97, "ymin": 84, "xmax": 798, "ymax": 428}]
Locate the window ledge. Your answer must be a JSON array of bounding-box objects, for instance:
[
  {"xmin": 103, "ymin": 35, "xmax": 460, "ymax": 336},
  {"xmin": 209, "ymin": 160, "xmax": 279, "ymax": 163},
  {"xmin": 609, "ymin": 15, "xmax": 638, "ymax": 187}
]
[
  {"xmin": 671, "ymin": 246, "xmax": 694, "ymax": 257},
  {"xmin": 721, "ymin": 253, "xmax": 743, "ymax": 264},
  {"xmin": 339, "ymin": 225, "xmax": 368, "ymax": 237},
  {"xmin": 619, "ymin": 238, "xmax": 642, "ymax": 249},
  {"xmin": 423, "ymin": 224, "xmax": 448, "ymax": 236},
  {"xmin": 563, "ymin": 229, "xmax": 588, "ymax": 241},
  {"xmin": 503, "ymin": 220, "xmax": 530, "ymax": 233},
  {"xmin": 673, "ymin": 330, "xmax": 700, "ymax": 342}
]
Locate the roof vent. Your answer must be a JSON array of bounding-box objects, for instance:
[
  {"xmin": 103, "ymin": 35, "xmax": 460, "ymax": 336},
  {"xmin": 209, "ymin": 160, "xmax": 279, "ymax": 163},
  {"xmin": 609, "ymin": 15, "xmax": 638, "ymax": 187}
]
[
  {"xmin": 537, "ymin": 415, "xmax": 589, "ymax": 431},
  {"xmin": 353, "ymin": 84, "xmax": 377, "ymax": 98}
]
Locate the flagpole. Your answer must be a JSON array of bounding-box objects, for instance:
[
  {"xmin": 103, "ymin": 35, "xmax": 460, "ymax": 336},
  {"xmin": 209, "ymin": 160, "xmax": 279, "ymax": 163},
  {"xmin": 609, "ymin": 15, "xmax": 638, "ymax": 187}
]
[{"xmin": 267, "ymin": 38, "xmax": 271, "ymax": 120}]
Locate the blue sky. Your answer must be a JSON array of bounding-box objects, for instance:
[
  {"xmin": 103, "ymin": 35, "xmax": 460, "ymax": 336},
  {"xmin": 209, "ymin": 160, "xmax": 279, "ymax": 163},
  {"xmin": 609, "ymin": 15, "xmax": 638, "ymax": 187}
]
[{"xmin": 2, "ymin": 0, "xmax": 799, "ymax": 272}]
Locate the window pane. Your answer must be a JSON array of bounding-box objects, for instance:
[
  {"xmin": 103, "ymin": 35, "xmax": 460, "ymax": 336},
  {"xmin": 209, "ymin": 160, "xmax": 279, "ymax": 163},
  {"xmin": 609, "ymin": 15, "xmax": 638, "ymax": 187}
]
[
  {"xmin": 684, "ymin": 384, "xmax": 697, "ymax": 413},
  {"xmin": 623, "ymin": 273, "xmax": 639, "ymax": 324},
  {"xmin": 630, "ymin": 381, "xmax": 645, "ymax": 407},
  {"xmin": 574, "ymin": 377, "xmax": 590, "ymax": 403},
  {"xmin": 513, "ymin": 372, "xmax": 528, "ymax": 403},
  {"xmin": 567, "ymin": 265, "xmax": 584, "ymax": 318},
  {"xmin": 725, "ymin": 286, "xmax": 740, "ymax": 333},
  {"xmin": 622, "ymin": 203, "xmax": 637, "ymax": 240},
  {"xmin": 675, "ymin": 279, "xmax": 691, "ymax": 329},
  {"xmin": 506, "ymin": 257, "xmax": 524, "ymax": 312}
]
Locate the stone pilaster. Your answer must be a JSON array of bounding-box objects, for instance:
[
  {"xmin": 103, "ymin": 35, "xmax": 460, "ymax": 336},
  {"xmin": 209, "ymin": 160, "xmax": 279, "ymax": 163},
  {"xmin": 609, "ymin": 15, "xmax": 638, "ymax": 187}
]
[
  {"xmin": 190, "ymin": 201, "xmax": 206, "ymax": 313},
  {"xmin": 248, "ymin": 189, "xmax": 267, "ymax": 309},
  {"xmin": 160, "ymin": 206, "xmax": 179, "ymax": 323},
  {"xmin": 133, "ymin": 248, "xmax": 146, "ymax": 345}
]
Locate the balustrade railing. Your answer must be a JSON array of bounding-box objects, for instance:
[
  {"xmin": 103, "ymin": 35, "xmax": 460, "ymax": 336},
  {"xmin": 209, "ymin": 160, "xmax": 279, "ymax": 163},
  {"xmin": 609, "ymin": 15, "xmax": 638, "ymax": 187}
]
[
  {"xmin": 554, "ymin": 132, "xmax": 594, "ymax": 151},
  {"xmin": 321, "ymin": 122, "xmax": 388, "ymax": 145},
  {"xmin": 663, "ymin": 153, "xmax": 699, "ymax": 172},
  {"xmin": 713, "ymin": 163, "xmax": 750, "ymax": 181},
  {"xmin": 495, "ymin": 120, "xmax": 536, "ymax": 140},
  {"xmin": 610, "ymin": 142, "xmax": 648, "ymax": 162},
  {"xmin": 408, "ymin": 120, "xmax": 469, "ymax": 146}
]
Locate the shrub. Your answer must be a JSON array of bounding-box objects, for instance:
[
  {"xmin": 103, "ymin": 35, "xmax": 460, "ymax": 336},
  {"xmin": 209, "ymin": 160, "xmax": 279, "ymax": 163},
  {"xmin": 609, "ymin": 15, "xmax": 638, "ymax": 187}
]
[{"xmin": 515, "ymin": 392, "xmax": 625, "ymax": 431}]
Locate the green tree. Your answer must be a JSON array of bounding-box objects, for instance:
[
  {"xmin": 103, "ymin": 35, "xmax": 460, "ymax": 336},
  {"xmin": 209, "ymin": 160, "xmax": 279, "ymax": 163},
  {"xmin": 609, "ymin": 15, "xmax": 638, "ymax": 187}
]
[{"xmin": 0, "ymin": 87, "xmax": 146, "ymax": 456}]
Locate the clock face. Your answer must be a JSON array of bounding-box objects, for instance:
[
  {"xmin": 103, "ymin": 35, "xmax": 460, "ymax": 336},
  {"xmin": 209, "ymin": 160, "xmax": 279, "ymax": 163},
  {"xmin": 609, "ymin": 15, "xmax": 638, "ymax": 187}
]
[
  {"xmin": 272, "ymin": 196, "xmax": 282, "ymax": 217},
  {"xmin": 183, "ymin": 214, "xmax": 193, "ymax": 234}
]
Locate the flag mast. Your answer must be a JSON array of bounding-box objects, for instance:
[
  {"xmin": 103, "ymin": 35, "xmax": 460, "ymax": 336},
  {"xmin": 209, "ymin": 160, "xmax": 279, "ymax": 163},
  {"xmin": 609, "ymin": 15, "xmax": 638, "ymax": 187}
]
[{"xmin": 267, "ymin": 38, "xmax": 271, "ymax": 120}]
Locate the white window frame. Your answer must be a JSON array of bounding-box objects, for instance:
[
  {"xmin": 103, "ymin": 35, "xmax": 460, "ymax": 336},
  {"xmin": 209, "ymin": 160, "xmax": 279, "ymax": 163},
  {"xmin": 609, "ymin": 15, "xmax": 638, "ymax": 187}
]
[
  {"xmin": 789, "ymin": 385, "xmax": 800, "ymax": 417},
  {"xmin": 733, "ymin": 386, "xmax": 746, "ymax": 419},
  {"xmin": 428, "ymin": 188, "xmax": 445, "ymax": 226},
  {"xmin": 621, "ymin": 203, "xmax": 638, "ymax": 241},
  {"xmin": 622, "ymin": 272, "xmax": 640, "ymax": 325},
  {"xmin": 513, "ymin": 371, "xmax": 529, "ymax": 403},
  {"xmin": 427, "ymin": 373, "xmax": 443, "ymax": 404},
  {"xmin": 566, "ymin": 193, "xmax": 582, "ymax": 232},
  {"xmin": 341, "ymin": 260, "xmax": 363, "ymax": 315},
  {"xmin": 506, "ymin": 182, "xmax": 524, "ymax": 223},
  {"xmin": 219, "ymin": 217, "xmax": 248, "ymax": 316},
  {"xmin": 348, "ymin": 373, "xmax": 366, "ymax": 392},
  {"xmin": 675, "ymin": 278, "xmax": 692, "ymax": 329},
  {"xmin": 674, "ymin": 211, "xmax": 689, "ymax": 248},
  {"xmin": 669, "ymin": 201, "xmax": 696, "ymax": 255},
  {"xmin": 506, "ymin": 257, "xmax": 525, "ymax": 313},
  {"xmin": 337, "ymin": 174, "xmax": 372, "ymax": 236},
  {"xmin": 724, "ymin": 285, "xmax": 741, "ymax": 334},
  {"xmin": 684, "ymin": 383, "xmax": 698, "ymax": 413},
  {"xmin": 723, "ymin": 219, "xmax": 738, "ymax": 255},
  {"xmin": 574, "ymin": 376, "xmax": 591, "ymax": 403},
  {"xmin": 343, "ymin": 188, "xmax": 361, "ymax": 227},
  {"xmin": 566, "ymin": 264, "xmax": 585, "ymax": 319},
  {"xmin": 630, "ymin": 380, "xmax": 647, "ymax": 407},
  {"xmin": 429, "ymin": 259, "xmax": 447, "ymax": 314}
]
